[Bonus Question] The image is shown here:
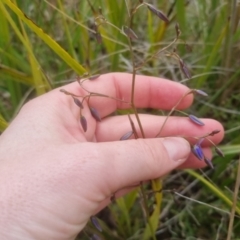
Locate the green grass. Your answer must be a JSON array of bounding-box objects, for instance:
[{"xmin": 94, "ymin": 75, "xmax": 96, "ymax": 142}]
[{"xmin": 1, "ymin": 0, "xmax": 240, "ymax": 239}]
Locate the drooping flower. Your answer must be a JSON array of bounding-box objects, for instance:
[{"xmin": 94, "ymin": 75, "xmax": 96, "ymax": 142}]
[
  {"xmin": 179, "ymin": 59, "xmax": 191, "ymax": 79},
  {"xmin": 80, "ymin": 115, "xmax": 87, "ymax": 132},
  {"xmin": 192, "ymin": 140, "xmax": 204, "ymax": 161},
  {"xmin": 194, "ymin": 89, "xmax": 208, "ymax": 97},
  {"xmin": 90, "ymin": 216, "xmax": 102, "ymax": 232},
  {"xmin": 146, "ymin": 4, "xmax": 169, "ymax": 23},
  {"xmin": 123, "ymin": 26, "xmax": 138, "ymax": 39},
  {"xmin": 188, "ymin": 114, "xmax": 205, "ymax": 126},
  {"xmin": 73, "ymin": 97, "xmax": 83, "ymax": 109},
  {"xmin": 120, "ymin": 131, "xmax": 133, "ymax": 140},
  {"xmin": 90, "ymin": 107, "xmax": 101, "ymax": 122}
]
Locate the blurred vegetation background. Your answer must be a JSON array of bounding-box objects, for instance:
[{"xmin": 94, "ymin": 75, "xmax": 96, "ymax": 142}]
[{"xmin": 1, "ymin": 0, "xmax": 240, "ymax": 239}]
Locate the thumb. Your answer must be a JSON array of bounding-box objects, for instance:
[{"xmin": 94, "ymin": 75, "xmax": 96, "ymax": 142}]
[{"xmin": 96, "ymin": 137, "xmax": 190, "ymax": 193}]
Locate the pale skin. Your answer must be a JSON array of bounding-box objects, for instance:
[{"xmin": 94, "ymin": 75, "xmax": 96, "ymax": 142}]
[{"xmin": 0, "ymin": 73, "xmax": 224, "ymax": 239}]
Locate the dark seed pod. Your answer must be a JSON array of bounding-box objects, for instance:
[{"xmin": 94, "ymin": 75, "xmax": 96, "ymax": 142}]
[
  {"xmin": 89, "ymin": 74, "xmax": 101, "ymax": 80},
  {"xmin": 147, "ymin": 4, "xmax": 169, "ymax": 23},
  {"xmin": 189, "ymin": 115, "xmax": 205, "ymax": 126},
  {"xmin": 215, "ymin": 147, "xmax": 224, "ymax": 157},
  {"xmin": 90, "ymin": 216, "xmax": 102, "ymax": 232},
  {"xmin": 120, "ymin": 131, "xmax": 133, "ymax": 140},
  {"xmin": 90, "ymin": 107, "xmax": 101, "ymax": 122},
  {"xmin": 60, "ymin": 89, "xmax": 71, "ymax": 95},
  {"xmin": 194, "ymin": 89, "xmax": 208, "ymax": 97},
  {"xmin": 209, "ymin": 129, "xmax": 221, "ymax": 136},
  {"xmin": 60, "ymin": 89, "xmax": 67, "ymax": 94},
  {"xmin": 204, "ymin": 157, "xmax": 214, "ymax": 169},
  {"xmin": 92, "ymin": 22, "xmax": 102, "ymax": 44},
  {"xmin": 94, "ymin": 32, "xmax": 102, "ymax": 44},
  {"xmin": 192, "ymin": 144, "xmax": 204, "ymax": 161},
  {"xmin": 73, "ymin": 97, "xmax": 83, "ymax": 109},
  {"xmin": 123, "ymin": 26, "xmax": 138, "ymax": 39},
  {"xmin": 110, "ymin": 194, "xmax": 116, "ymax": 202},
  {"xmin": 179, "ymin": 59, "xmax": 191, "ymax": 79},
  {"xmin": 80, "ymin": 115, "xmax": 87, "ymax": 132},
  {"xmin": 185, "ymin": 43, "xmax": 193, "ymax": 53},
  {"xmin": 175, "ymin": 23, "xmax": 181, "ymax": 37}
]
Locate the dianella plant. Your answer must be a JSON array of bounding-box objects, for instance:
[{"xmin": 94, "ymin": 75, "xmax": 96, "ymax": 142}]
[{"xmin": 1, "ymin": 0, "xmax": 240, "ymax": 239}]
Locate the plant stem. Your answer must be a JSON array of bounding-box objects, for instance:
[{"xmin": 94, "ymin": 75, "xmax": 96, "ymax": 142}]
[
  {"xmin": 128, "ymin": 39, "xmax": 145, "ymax": 138},
  {"xmin": 127, "ymin": 12, "xmax": 156, "ymax": 239},
  {"xmin": 135, "ymin": 37, "xmax": 179, "ymax": 70},
  {"xmin": 226, "ymin": 155, "xmax": 240, "ymax": 240},
  {"xmin": 156, "ymin": 90, "xmax": 192, "ymax": 137},
  {"xmin": 140, "ymin": 185, "xmax": 156, "ymax": 240}
]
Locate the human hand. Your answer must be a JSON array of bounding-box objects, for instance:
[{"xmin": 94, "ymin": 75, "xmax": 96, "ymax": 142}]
[{"xmin": 0, "ymin": 73, "xmax": 223, "ymax": 239}]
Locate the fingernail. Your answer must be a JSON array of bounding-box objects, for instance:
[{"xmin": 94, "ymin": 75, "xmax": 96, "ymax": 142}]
[{"xmin": 163, "ymin": 137, "xmax": 190, "ymax": 162}]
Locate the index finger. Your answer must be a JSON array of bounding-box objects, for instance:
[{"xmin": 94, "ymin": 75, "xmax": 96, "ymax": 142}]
[{"xmin": 60, "ymin": 72, "xmax": 194, "ymax": 118}]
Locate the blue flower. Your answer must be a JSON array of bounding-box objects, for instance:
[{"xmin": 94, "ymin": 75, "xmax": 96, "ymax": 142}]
[{"xmin": 192, "ymin": 140, "xmax": 204, "ymax": 161}]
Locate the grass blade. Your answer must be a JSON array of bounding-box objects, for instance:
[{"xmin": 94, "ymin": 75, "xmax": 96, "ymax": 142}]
[
  {"xmin": 2, "ymin": 0, "xmax": 86, "ymax": 75},
  {"xmin": 185, "ymin": 169, "xmax": 240, "ymax": 215}
]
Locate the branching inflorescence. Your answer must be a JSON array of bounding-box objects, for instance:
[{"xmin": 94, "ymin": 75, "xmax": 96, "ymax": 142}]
[{"xmin": 60, "ymin": 1, "xmax": 224, "ymax": 238}]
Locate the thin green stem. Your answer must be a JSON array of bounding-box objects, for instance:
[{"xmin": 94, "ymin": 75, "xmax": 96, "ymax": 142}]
[
  {"xmin": 128, "ymin": 115, "xmax": 139, "ymax": 139},
  {"xmin": 127, "ymin": 11, "xmax": 157, "ymax": 240},
  {"xmin": 135, "ymin": 37, "xmax": 179, "ymax": 70},
  {"xmin": 96, "ymin": 16, "xmax": 123, "ymax": 34},
  {"xmin": 131, "ymin": 3, "xmax": 145, "ymax": 15},
  {"xmin": 60, "ymin": 89, "xmax": 129, "ymax": 104},
  {"xmin": 128, "ymin": 39, "xmax": 145, "ymax": 138},
  {"xmin": 226, "ymin": 155, "xmax": 240, "ymax": 240},
  {"xmin": 156, "ymin": 90, "xmax": 193, "ymax": 137}
]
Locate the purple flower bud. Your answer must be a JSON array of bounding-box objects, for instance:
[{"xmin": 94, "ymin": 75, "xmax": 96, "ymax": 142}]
[
  {"xmin": 179, "ymin": 59, "xmax": 191, "ymax": 79},
  {"xmin": 204, "ymin": 157, "xmax": 214, "ymax": 169},
  {"xmin": 90, "ymin": 107, "xmax": 101, "ymax": 122},
  {"xmin": 194, "ymin": 89, "xmax": 208, "ymax": 97},
  {"xmin": 73, "ymin": 97, "xmax": 83, "ymax": 109},
  {"xmin": 188, "ymin": 115, "xmax": 205, "ymax": 126},
  {"xmin": 192, "ymin": 144, "xmax": 204, "ymax": 161},
  {"xmin": 80, "ymin": 115, "xmax": 87, "ymax": 132},
  {"xmin": 123, "ymin": 26, "xmax": 138, "ymax": 39},
  {"xmin": 147, "ymin": 4, "xmax": 169, "ymax": 23},
  {"xmin": 94, "ymin": 32, "xmax": 102, "ymax": 44},
  {"xmin": 90, "ymin": 216, "xmax": 102, "ymax": 232},
  {"xmin": 120, "ymin": 131, "xmax": 133, "ymax": 140},
  {"xmin": 215, "ymin": 147, "xmax": 224, "ymax": 157}
]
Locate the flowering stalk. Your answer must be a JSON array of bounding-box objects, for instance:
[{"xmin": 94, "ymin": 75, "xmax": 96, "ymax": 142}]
[{"xmin": 59, "ymin": 2, "xmax": 223, "ymax": 237}]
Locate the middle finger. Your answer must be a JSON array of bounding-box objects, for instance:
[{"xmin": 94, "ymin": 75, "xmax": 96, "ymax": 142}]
[{"xmin": 95, "ymin": 114, "xmax": 224, "ymax": 146}]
